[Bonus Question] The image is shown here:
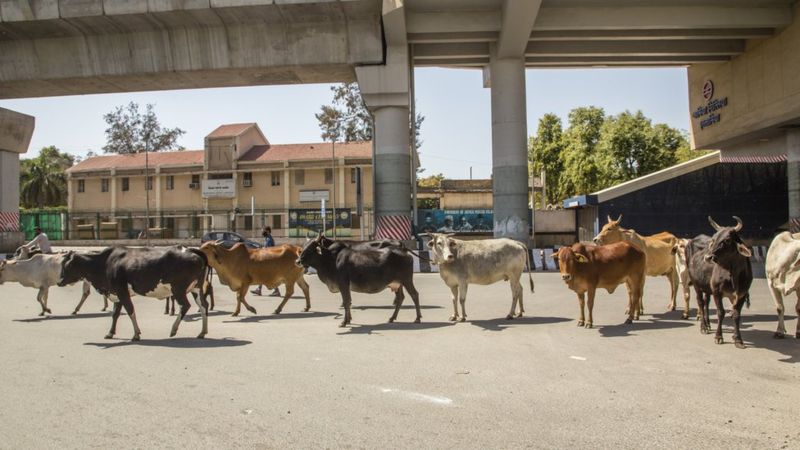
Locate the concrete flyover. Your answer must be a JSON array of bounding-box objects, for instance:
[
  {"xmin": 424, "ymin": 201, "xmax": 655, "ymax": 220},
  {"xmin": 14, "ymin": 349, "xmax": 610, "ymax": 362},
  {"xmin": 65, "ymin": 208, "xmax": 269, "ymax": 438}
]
[
  {"xmin": 1, "ymin": 0, "xmax": 797, "ymax": 241},
  {"xmin": 0, "ymin": 107, "xmax": 33, "ymax": 252}
]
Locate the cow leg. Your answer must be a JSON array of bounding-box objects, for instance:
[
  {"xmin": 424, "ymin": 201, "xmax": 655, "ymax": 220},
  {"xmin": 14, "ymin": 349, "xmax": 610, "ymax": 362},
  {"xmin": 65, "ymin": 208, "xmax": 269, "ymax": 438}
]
[
  {"xmin": 586, "ymin": 288, "xmax": 596, "ymax": 328},
  {"xmin": 388, "ymin": 288, "xmax": 404, "ymax": 323},
  {"xmin": 274, "ymin": 282, "xmax": 295, "ymax": 315},
  {"xmin": 577, "ymin": 293, "xmax": 586, "ymax": 327},
  {"xmin": 164, "ymin": 296, "xmax": 170, "ymax": 315},
  {"xmin": 666, "ymin": 270, "xmax": 679, "ymax": 312},
  {"xmin": 448, "ymin": 285, "xmax": 459, "ymax": 321},
  {"xmin": 297, "ymin": 276, "xmax": 311, "ymax": 312},
  {"xmin": 117, "ymin": 292, "xmax": 141, "ymax": 341},
  {"xmin": 732, "ymin": 295, "xmax": 746, "ymax": 349},
  {"xmin": 35, "ymin": 287, "xmax": 49, "ymax": 316},
  {"xmin": 105, "ymin": 302, "xmax": 123, "ymax": 339},
  {"xmin": 681, "ymin": 281, "xmax": 691, "ymax": 320},
  {"xmin": 238, "ymin": 287, "xmax": 257, "ymax": 315},
  {"xmin": 794, "ymin": 293, "xmax": 800, "ymax": 339},
  {"xmin": 206, "ymin": 271, "xmax": 215, "ymax": 311},
  {"xmin": 73, "ymin": 281, "xmax": 91, "ymax": 315},
  {"xmin": 405, "ymin": 281, "xmax": 422, "ymax": 324},
  {"xmin": 170, "ymin": 294, "xmax": 191, "ymax": 338},
  {"xmin": 768, "ymin": 279, "xmax": 787, "ymax": 338},
  {"xmin": 712, "ymin": 293, "xmax": 725, "ymax": 345},
  {"xmin": 704, "ymin": 293, "xmax": 712, "ymax": 333},
  {"xmin": 695, "ymin": 288, "xmax": 708, "ymax": 334},
  {"xmin": 192, "ymin": 286, "xmax": 209, "ymax": 339},
  {"xmin": 339, "ymin": 286, "xmax": 353, "ymax": 327},
  {"xmin": 102, "ymin": 295, "xmax": 109, "ymax": 312},
  {"xmin": 506, "ymin": 277, "xmax": 523, "ymax": 320},
  {"xmin": 458, "ymin": 283, "xmax": 469, "ymax": 322},
  {"xmin": 625, "ymin": 281, "xmax": 635, "ymax": 324}
]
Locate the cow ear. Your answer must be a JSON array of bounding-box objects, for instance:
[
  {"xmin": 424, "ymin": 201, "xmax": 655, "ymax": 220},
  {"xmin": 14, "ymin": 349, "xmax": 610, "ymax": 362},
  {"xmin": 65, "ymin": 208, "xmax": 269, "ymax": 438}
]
[
  {"xmin": 671, "ymin": 245, "xmax": 679, "ymax": 255},
  {"xmin": 427, "ymin": 240, "xmax": 434, "ymax": 248},
  {"xmin": 445, "ymin": 233, "xmax": 456, "ymax": 238},
  {"xmin": 316, "ymin": 246, "xmax": 323, "ymax": 255},
  {"xmin": 736, "ymin": 243, "xmax": 752, "ymax": 258},
  {"xmin": 575, "ymin": 254, "xmax": 589, "ymax": 263},
  {"xmin": 550, "ymin": 253, "xmax": 558, "ymax": 260}
]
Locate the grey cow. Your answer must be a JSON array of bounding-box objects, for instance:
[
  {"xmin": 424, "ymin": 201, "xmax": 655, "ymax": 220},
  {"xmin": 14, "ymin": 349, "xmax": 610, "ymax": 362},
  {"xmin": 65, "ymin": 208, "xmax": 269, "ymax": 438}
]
[{"xmin": 423, "ymin": 233, "xmax": 534, "ymax": 321}]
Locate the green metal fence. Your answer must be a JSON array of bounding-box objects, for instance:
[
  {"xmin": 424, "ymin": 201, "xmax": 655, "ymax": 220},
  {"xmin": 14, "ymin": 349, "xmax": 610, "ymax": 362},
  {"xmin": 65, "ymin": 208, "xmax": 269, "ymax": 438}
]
[{"xmin": 20, "ymin": 211, "xmax": 63, "ymax": 240}]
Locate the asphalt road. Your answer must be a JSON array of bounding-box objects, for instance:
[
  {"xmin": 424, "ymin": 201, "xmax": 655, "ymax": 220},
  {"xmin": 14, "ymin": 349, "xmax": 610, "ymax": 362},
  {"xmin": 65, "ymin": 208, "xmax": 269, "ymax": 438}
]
[{"xmin": 0, "ymin": 272, "xmax": 798, "ymax": 449}]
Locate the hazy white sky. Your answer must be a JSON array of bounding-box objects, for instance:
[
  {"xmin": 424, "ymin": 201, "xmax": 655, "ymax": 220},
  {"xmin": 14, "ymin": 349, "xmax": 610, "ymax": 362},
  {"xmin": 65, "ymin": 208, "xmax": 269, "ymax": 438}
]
[{"xmin": 0, "ymin": 66, "xmax": 689, "ymax": 179}]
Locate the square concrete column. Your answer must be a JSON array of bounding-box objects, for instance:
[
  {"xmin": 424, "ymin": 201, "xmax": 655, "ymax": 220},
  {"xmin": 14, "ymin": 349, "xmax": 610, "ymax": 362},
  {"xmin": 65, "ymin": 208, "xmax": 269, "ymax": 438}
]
[
  {"xmin": 373, "ymin": 105, "xmax": 412, "ymax": 238},
  {"xmin": 0, "ymin": 107, "xmax": 34, "ymax": 252},
  {"xmin": 788, "ymin": 129, "xmax": 800, "ymax": 232},
  {"xmin": 489, "ymin": 50, "xmax": 529, "ymax": 242}
]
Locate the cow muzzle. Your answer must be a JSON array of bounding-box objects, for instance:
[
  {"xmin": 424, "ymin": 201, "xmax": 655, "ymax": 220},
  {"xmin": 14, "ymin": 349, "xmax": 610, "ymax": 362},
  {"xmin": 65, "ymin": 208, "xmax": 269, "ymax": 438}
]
[
  {"xmin": 704, "ymin": 254, "xmax": 716, "ymax": 263},
  {"xmin": 561, "ymin": 274, "xmax": 572, "ymax": 282},
  {"xmin": 592, "ymin": 238, "xmax": 601, "ymax": 245},
  {"xmin": 446, "ymin": 254, "xmax": 455, "ymax": 262}
]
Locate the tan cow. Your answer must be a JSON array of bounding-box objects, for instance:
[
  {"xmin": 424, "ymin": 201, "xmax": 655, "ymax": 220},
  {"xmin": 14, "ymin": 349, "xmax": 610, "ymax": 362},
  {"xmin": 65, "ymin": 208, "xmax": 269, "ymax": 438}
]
[
  {"xmin": 593, "ymin": 215, "xmax": 679, "ymax": 315},
  {"xmin": 200, "ymin": 242, "xmax": 310, "ymax": 316}
]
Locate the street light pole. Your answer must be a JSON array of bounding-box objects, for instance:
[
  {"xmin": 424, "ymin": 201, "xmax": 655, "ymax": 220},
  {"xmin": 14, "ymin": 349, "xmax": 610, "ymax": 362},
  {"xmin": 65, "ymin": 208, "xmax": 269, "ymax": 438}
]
[{"xmin": 331, "ymin": 139, "xmax": 337, "ymax": 238}]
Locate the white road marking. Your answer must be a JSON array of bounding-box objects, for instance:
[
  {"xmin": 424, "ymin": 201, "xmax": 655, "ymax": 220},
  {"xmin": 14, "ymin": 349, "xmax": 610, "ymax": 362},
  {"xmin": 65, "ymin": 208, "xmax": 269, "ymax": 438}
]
[
  {"xmin": 570, "ymin": 356, "xmax": 587, "ymax": 361},
  {"xmin": 379, "ymin": 387, "xmax": 453, "ymax": 406}
]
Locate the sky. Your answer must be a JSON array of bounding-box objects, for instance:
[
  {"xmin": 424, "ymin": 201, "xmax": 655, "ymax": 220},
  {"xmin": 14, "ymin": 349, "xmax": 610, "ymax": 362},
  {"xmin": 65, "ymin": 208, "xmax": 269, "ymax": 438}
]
[{"xmin": 0, "ymin": 67, "xmax": 689, "ymax": 179}]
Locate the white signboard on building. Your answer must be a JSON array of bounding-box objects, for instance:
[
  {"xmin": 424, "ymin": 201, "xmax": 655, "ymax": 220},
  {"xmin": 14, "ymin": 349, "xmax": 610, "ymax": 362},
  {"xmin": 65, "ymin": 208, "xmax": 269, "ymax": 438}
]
[
  {"xmin": 202, "ymin": 179, "xmax": 236, "ymax": 198},
  {"xmin": 299, "ymin": 190, "xmax": 330, "ymax": 202}
]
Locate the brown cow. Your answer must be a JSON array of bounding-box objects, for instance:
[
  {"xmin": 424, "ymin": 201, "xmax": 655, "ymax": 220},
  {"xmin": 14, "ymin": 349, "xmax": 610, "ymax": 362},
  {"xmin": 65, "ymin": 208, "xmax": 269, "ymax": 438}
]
[
  {"xmin": 200, "ymin": 242, "xmax": 311, "ymax": 316},
  {"xmin": 593, "ymin": 215, "xmax": 678, "ymax": 315},
  {"xmin": 553, "ymin": 241, "xmax": 646, "ymax": 328}
]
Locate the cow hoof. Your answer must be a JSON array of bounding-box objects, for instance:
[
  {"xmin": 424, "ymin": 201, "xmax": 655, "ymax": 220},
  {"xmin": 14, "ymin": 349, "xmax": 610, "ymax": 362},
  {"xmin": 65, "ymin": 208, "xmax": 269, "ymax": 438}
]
[
  {"xmin": 624, "ymin": 318, "xmax": 632, "ymax": 325},
  {"xmin": 667, "ymin": 304, "xmax": 675, "ymax": 311},
  {"xmin": 714, "ymin": 336, "xmax": 723, "ymax": 345},
  {"xmin": 774, "ymin": 331, "xmax": 785, "ymax": 339},
  {"xmin": 132, "ymin": 335, "xmax": 141, "ymax": 342},
  {"xmin": 273, "ymin": 309, "xmax": 282, "ymax": 315},
  {"xmin": 169, "ymin": 331, "xmax": 177, "ymax": 337},
  {"xmin": 231, "ymin": 313, "xmax": 239, "ymax": 317},
  {"xmin": 734, "ymin": 340, "xmax": 746, "ymax": 349},
  {"xmin": 71, "ymin": 311, "xmax": 78, "ymax": 316},
  {"xmin": 577, "ymin": 320, "xmax": 584, "ymax": 327},
  {"xmin": 796, "ymin": 332, "xmax": 800, "ymax": 339},
  {"xmin": 104, "ymin": 334, "xmax": 114, "ymax": 339},
  {"xmin": 46, "ymin": 308, "xmax": 52, "ymax": 314},
  {"xmin": 505, "ymin": 314, "xmax": 514, "ymax": 320},
  {"xmin": 338, "ymin": 321, "xmax": 348, "ymax": 328},
  {"xmin": 388, "ymin": 317, "xmax": 395, "ymax": 323},
  {"xmin": 585, "ymin": 322, "xmax": 593, "ymax": 329},
  {"xmin": 303, "ymin": 307, "xmax": 310, "ymax": 312},
  {"xmin": 515, "ymin": 313, "xmax": 524, "ymax": 318},
  {"xmin": 247, "ymin": 307, "xmax": 257, "ymax": 314},
  {"xmin": 414, "ymin": 318, "xmax": 421, "ymax": 324},
  {"xmin": 38, "ymin": 312, "xmax": 45, "ymax": 317},
  {"xmin": 449, "ymin": 315, "xmax": 458, "ymax": 321},
  {"xmin": 458, "ymin": 317, "xmax": 466, "ymax": 323},
  {"xmin": 682, "ymin": 313, "xmax": 689, "ymax": 320},
  {"xmin": 197, "ymin": 333, "xmax": 206, "ymax": 339}
]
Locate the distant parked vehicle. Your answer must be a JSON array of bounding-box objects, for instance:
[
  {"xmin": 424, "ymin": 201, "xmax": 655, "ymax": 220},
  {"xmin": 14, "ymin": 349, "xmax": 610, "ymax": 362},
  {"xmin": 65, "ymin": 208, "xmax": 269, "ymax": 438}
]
[{"xmin": 200, "ymin": 231, "xmax": 262, "ymax": 249}]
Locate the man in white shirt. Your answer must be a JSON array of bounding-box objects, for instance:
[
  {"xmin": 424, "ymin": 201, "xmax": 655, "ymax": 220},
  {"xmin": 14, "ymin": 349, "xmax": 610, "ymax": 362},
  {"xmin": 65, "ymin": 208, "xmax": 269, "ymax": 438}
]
[{"xmin": 24, "ymin": 226, "xmax": 52, "ymax": 254}]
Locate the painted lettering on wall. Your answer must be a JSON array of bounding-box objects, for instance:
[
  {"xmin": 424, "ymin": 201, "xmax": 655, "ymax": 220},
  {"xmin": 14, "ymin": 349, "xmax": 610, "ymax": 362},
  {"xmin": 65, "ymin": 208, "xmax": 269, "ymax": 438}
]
[{"xmin": 693, "ymin": 80, "xmax": 728, "ymax": 130}]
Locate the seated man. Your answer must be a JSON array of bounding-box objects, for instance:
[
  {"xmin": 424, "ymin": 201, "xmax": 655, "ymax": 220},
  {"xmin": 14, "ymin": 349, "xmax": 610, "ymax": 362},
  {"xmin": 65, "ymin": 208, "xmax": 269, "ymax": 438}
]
[{"xmin": 23, "ymin": 226, "xmax": 52, "ymax": 254}]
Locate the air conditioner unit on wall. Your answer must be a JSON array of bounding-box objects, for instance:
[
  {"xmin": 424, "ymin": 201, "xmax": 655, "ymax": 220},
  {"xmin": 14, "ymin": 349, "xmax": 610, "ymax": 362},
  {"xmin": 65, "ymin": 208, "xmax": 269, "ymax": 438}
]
[{"xmin": 189, "ymin": 183, "xmax": 199, "ymax": 189}]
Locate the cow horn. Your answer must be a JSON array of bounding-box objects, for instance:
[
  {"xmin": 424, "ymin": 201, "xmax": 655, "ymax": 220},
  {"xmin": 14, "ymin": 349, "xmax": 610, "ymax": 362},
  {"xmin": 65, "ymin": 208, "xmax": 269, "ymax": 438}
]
[
  {"xmin": 606, "ymin": 215, "xmax": 613, "ymax": 223},
  {"xmin": 732, "ymin": 216, "xmax": 743, "ymax": 232},
  {"xmin": 708, "ymin": 216, "xmax": 722, "ymax": 232},
  {"xmin": 615, "ymin": 214, "xmax": 623, "ymax": 224}
]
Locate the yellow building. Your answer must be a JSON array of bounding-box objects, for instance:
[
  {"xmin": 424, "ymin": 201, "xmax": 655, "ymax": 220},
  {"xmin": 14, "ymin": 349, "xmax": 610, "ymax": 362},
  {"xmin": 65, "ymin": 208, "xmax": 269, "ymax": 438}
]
[{"xmin": 66, "ymin": 123, "xmax": 373, "ymax": 239}]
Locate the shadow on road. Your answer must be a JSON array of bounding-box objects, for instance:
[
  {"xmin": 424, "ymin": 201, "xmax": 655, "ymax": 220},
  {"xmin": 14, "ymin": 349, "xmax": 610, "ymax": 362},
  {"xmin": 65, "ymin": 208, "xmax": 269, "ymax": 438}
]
[
  {"xmin": 14, "ymin": 312, "xmax": 109, "ymax": 323},
  {"xmin": 83, "ymin": 336, "xmax": 252, "ymax": 349},
  {"xmin": 337, "ymin": 321, "xmax": 456, "ymax": 335},
  {"xmin": 223, "ymin": 311, "xmax": 339, "ymax": 323},
  {"xmin": 352, "ymin": 304, "xmax": 443, "ymax": 311},
  {"xmin": 742, "ymin": 328, "xmax": 800, "ymax": 363},
  {"xmin": 599, "ymin": 319, "xmax": 694, "ymax": 337},
  {"xmin": 470, "ymin": 316, "xmax": 572, "ymax": 332}
]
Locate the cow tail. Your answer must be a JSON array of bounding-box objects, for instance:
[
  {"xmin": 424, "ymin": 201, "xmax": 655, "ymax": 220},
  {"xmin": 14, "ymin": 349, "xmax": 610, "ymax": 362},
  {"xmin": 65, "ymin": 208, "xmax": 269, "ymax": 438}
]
[
  {"xmin": 521, "ymin": 243, "xmax": 535, "ymax": 293},
  {"xmin": 187, "ymin": 247, "xmax": 211, "ymax": 304},
  {"xmin": 746, "ymin": 293, "xmax": 751, "ymax": 309}
]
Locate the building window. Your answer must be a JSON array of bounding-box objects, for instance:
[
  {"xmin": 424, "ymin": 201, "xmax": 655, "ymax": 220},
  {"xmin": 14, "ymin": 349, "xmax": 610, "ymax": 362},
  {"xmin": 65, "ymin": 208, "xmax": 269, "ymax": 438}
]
[
  {"xmin": 324, "ymin": 168, "xmax": 333, "ymax": 184},
  {"xmin": 192, "ymin": 174, "xmax": 200, "ymax": 184},
  {"xmin": 295, "ymin": 169, "xmax": 305, "ymax": 185},
  {"xmin": 166, "ymin": 175, "xmax": 174, "ymax": 190},
  {"xmin": 121, "ymin": 178, "xmax": 129, "ymax": 192},
  {"xmin": 244, "ymin": 215, "xmax": 253, "ymax": 230},
  {"xmin": 271, "ymin": 171, "xmax": 281, "ymax": 186},
  {"xmin": 242, "ymin": 172, "xmax": 253, "ymax": 187},
  {"xmin": 145, "ymin": 176, "xmax": 153, "ymax": 191},
  {"xmin": 101, "ymin": 178, "xmax": 109, "ymax": 192},
  {"xmin": 77, "ymin": 179, "xmax": 85, "ymax": 193},
  {"xmin": 351, "ymin": 168, "xmax": 358, "ymax": 184},
  {"xmin": 272, "ymin": 215, "xmax": 282, "ymax": 229}
]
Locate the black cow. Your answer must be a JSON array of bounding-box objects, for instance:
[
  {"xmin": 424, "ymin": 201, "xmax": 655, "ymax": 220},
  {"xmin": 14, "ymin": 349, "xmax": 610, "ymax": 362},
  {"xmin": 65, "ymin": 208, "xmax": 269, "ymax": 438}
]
[
  {"xmin": 58, "ymin": 246, "xmax": 210, "ymax": 340},
  {"xmin": 686, "ymin": 217, "xmax": 753, "ymax": 349},
  {"xmin": 296, "ymin": 235, "xmax": 421, "ymax": 327}
]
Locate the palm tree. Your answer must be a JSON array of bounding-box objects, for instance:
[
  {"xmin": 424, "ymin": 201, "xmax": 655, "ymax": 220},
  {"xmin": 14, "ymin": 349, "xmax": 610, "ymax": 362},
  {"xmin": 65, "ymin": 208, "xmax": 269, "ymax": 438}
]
[{"xmin": 20, "ymin": 146, "xmax": 72, "ymax": 209}]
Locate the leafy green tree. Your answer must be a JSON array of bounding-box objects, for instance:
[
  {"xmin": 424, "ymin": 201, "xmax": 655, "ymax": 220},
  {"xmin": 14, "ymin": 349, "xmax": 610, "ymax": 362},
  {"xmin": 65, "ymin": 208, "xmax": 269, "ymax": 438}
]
[
  {"xmin": 417, "ymin": 173, "xmax": 444, "ymax": 188},
  {"xmin": 103, "ymin": 102, "xmax": 185, "ymax": 154},
  {"xmin": 528, "ymin": 113, "xmax": 565, "ymax": 203},
  {"xmin": 20, "ymin": 146, "xmax": 75, "ymax": 208},
  {"xmin": 559, "ymin": 106, "xmax": 606, "ymax": 197}
]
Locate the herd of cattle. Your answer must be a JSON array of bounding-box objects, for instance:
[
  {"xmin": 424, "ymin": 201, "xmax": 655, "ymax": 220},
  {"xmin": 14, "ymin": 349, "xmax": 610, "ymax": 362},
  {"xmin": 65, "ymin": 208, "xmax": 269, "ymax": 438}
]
[{"xmin": 1, "ymin": 214, "xmax": 799, "ymax": 350}]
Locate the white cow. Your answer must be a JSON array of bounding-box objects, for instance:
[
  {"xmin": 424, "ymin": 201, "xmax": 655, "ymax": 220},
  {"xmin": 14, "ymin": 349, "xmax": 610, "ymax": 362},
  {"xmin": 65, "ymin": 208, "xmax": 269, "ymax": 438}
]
[
  {"xmin": 671, "ymin": 238, "xmax": 694, "ymax": 320},
  {"xmin": 0, "ymin": 253, "xmax": 104, "ymax": 316},
  {"xmin": 423, "ymin": 233, "xmax": 534, "ymax": 321},
  {"xmin": 765, "ymin": 231, "xmax": 800, "ymax": 339}
]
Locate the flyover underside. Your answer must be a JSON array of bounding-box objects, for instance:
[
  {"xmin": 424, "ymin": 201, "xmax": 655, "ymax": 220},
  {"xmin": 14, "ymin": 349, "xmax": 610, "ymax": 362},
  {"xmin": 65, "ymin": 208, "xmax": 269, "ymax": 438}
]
[{"xmin": 0, "ymin": 0, "xmax": 382, "ymax": 98}]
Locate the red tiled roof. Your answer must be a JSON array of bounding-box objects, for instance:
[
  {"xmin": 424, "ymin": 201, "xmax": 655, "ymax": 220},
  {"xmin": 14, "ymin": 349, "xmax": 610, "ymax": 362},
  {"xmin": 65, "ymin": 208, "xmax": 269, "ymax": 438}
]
[
  {"xmin": 206, "ymin": 123, "xmax": 256, "ymax": 139},
  {"xmin": 67, "ymin": 150, "xmax": 204, "ymax": 173},
  {"xmin": 238, "ymin": 142, "xmax": 372, "ymax": 162}
]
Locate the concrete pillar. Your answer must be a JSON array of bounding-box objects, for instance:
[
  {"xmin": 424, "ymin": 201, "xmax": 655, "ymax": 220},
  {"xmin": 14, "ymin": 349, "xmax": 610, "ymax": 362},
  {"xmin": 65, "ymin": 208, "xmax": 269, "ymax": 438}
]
[
  {"xmin": 373, "ymin": 105, "xmax": 411, "ymax": 220},
  {"xmin": 788, "ymin": 129, "xmax": 800, "ymax": 232},
  {"xmin": 489, "ymin": 49, "xmax": 529, "ymax": 242},
  {"xmin": 0, "ymin": 108, "xmax": 34, "ymax": 252}
]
